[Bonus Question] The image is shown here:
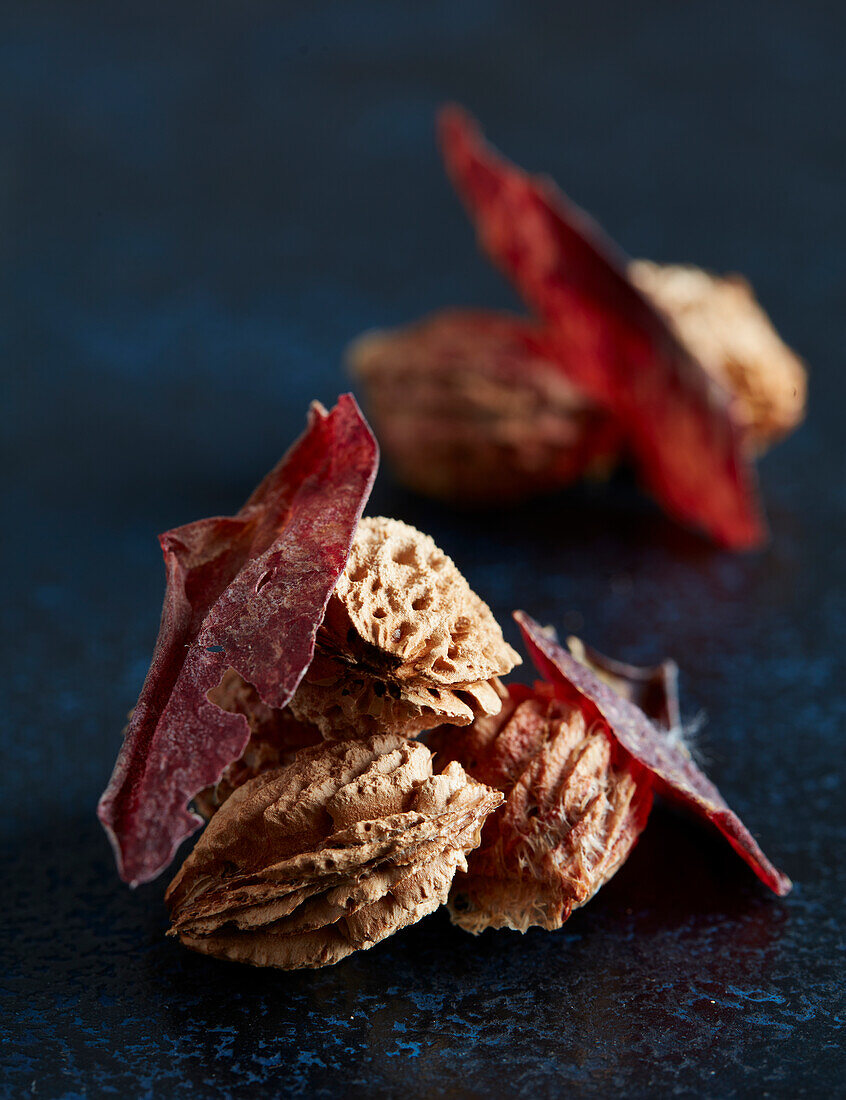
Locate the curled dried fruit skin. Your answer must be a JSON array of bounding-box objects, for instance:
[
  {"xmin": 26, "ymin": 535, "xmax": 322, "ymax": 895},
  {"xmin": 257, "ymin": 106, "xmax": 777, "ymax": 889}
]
[
  {"xmin": 439, "ymin": 104, "xmax": 766, "ymax": 548},
  {"xmin": 565, "ymin": 635, "xmax": 680, "ymax": 735},
  {"xmin": 516, "ymin": 611, "xmax": 791, "ymax": 896},
  {"xmin": 97, "ymin": 394, "xmax": 378, "ymax": 886},
  {"xmin": 630, "ymin": 261, "xmax": 807, "ymax": 452},
  {"xmin": 288, "ymin": 517, "xmax": 521, "ymax": 738},
  {"xmin": 349, "ymin": 310, "xmax": 620, "ymax": 504},
  {"xmin": 166, "ymin": 735, "xmax": 503, "ymax": 969},
  {"xmin": 430, "ymin": 683, "xmax": 653, "ymax": 933}
]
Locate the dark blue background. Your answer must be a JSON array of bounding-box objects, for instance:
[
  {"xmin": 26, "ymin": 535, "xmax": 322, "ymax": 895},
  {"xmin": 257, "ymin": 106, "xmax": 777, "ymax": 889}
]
[{"xmin": 2, "ymin": 2, "xmax": 844, "ymax": 1096}]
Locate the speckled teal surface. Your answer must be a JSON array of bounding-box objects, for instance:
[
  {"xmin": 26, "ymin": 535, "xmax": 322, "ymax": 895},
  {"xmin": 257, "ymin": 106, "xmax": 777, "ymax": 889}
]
[{"xmin": 2, "ymin": 1, "xmax": 844, "ymax": 1096}]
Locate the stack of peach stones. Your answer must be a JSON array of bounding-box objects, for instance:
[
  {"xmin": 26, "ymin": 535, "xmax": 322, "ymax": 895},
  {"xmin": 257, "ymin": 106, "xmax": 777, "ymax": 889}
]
[{"xmin": 99, "ymin": 108, "xmax": 802, "ymax": 971}]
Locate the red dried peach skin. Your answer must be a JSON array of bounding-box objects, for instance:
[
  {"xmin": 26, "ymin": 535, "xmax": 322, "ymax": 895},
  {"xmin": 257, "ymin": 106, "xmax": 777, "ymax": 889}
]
[
  {"xmin": 439, "ymin": 105, "xmax": 766, "ymax": 549},
  {"xmin": 516, "ymin": 612, "xmax": 791, "ymax": 896},
  {"xmin": 98, "ymin": 395, "xmax": 378, "ymax": 885}
]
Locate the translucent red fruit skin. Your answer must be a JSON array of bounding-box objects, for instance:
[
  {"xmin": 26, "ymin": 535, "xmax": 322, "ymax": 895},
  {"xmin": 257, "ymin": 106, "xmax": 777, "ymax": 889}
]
[
  {"xmin": 439, "ymin": 104, "xmax": 766, "ymax": 550},
  {"xmin": 567, "ymin": 637, "xmax": 680, "ymax": 734},
  {"xmin": 97, "ymin": 395, "xmax": 378, "ymax": 886},
  {"xmin": 515, "ymin": 612, "xmax": 791, "ymax": 896}
]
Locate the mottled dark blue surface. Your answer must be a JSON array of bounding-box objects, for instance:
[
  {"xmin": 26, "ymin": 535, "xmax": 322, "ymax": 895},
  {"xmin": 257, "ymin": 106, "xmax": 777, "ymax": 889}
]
[{"xmin": 2, "ymin": 2, "xmax": 844, "ymax": 1096}]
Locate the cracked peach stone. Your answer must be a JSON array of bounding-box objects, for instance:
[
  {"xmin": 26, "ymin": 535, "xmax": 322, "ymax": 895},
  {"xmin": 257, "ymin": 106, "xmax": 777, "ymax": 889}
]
[
  {"xmin": 287, "ymin": 516, "xmax": 521, "ymax": 738},
  {"xmin": 167, "ymin": 735, "xmax": 503, "ymax": 969}
]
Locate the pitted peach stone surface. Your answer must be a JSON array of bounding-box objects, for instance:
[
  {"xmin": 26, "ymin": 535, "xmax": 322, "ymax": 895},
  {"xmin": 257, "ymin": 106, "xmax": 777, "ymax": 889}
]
[{"xmin": 288, "ymin": 517, "xmax": 521, "ymax": 737}]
